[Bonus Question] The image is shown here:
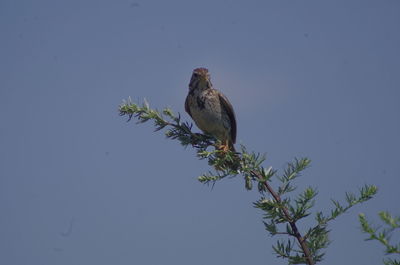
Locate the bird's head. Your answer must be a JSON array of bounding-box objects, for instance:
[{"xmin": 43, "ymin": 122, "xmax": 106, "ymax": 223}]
[{"xmin": 189, "ymin": 67, "xmax": 212, "ymax": 91}]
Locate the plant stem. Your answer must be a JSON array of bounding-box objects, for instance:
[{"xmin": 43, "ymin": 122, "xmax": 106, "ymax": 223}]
[{"xmin": 251, "ymin": 170, "xmax": 315, "ymax": 265}]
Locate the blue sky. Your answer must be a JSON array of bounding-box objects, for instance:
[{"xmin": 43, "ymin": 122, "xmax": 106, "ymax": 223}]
[{"xmin": 1, "ymin": 1, "xmax": 399, "ymax": 264}]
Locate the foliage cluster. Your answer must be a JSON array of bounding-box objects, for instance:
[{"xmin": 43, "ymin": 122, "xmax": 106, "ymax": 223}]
[
  {"xmin": 119, "ymin": 99, "xmax": 378, "ymax": 265},
  {"xmin": 359, "ymin": 212, "xmax": 400, "ymax": 265}
]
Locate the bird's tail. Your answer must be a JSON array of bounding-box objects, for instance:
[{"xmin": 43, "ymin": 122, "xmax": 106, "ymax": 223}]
[{"xmin": 229, "ymin": 142, "xmax": 236, "ymax": 153}]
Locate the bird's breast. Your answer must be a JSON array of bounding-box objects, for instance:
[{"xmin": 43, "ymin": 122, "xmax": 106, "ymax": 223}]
[{"xmin": 188, "ymin": 90, "xmax": 230, "ymax": 140}]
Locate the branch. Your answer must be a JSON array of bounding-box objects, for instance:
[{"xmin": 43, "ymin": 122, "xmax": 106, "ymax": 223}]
[
  {"xmin": 119, "ymin": 99, "xmax": 377, "ymax": 265},
  {"xmin": 359, "ymin": 211, "xmax": 400, "ymax": 265},
  {"xmin": 251, "ymin": 170, "xmax": 315, "ymax": 265}
]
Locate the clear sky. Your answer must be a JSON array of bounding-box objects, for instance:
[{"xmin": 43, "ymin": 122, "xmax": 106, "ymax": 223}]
[{"xmin": 1, "ymin": 1, "xmax": 399, "ymax": 264}]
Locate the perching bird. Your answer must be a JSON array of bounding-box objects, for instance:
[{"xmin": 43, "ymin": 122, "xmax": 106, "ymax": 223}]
[{"xmin": 185, "ymin": 67, "xmax": 237, "ymax": 152}]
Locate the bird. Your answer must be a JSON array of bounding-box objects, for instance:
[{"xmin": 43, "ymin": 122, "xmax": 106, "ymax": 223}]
[{"xmin": 185, "ymin": 67, "xmax": 237, "ymax": 152}]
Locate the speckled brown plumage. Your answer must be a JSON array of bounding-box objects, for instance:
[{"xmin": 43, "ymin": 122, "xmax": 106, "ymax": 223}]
[{"xmin": 185, "ymin": 68, "xmax": 236, "ymax": 151}]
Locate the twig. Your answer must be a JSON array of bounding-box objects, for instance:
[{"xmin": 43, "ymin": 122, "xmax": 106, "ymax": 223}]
[{"xmin": 251, "ymin": 170, "xmax": 315, "ymax": 265}]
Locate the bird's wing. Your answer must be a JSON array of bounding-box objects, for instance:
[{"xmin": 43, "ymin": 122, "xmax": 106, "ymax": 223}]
[
  {"xmin": 184, "ymin": 94, "xmax": 192, "ymax": 117},
  {"xmin": 218, "ymin": 93, "xmax": 237, "ymax": 143}
]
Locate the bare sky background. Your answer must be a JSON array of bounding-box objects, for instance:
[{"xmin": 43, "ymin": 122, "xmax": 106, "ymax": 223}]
[{"xmin": 1, "ymin": 1, "xmax": 399, "ymax": 264}]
